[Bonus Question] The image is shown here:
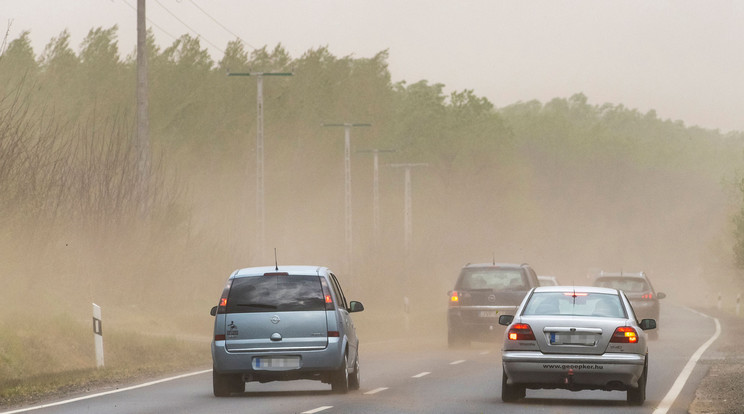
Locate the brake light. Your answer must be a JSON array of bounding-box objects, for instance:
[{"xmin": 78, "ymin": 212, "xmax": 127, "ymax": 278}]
[
  {"xmin": 449, "ymin": 291, "xmax": 460, "ymax": 306},
  {"xmin": 328, "ymin": 331, "xmax": 340, "ymax": 337},
  {"xmin": 563, "ymin": 292, "xmax": 588, "ymax": 297},
  {"xmin": 610, "ymin": 326, "xmax": 639, "ymax": 343},
  {"xmin": 216, "ymin": 279, "xmax": 232, "ymax": 314},
  {"xmin": 508, "ymin": 323, "xmax": 536, "ymax": 341},
  {"xmin": 319, "ymin": 278, "xmax": 335, "ymax": 310},
  {"xmin": 641, "ymin": 293, "xmax": 653, "ymax": 299}
]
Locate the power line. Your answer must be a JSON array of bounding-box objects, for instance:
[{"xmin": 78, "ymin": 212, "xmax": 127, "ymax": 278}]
[
  {"xmin": 188, "ymin": 0, "xmax": 256, "ymax": 50},
  {"xmin": 120, "ymin": 0, "xmax": 178, "ymax": 41},
  {"xmin": 153, "ymin": 0, "xmax": 225, "ymax": 54}
]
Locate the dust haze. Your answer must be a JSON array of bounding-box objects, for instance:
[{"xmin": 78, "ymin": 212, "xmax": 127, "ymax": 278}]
[
  {"xmin": 1, "ymin": 112, "xmax": 739, "ymax": 345},
  {"xmin": 1, "ymin": 24, "xmax": 744, "ymax": 382}
]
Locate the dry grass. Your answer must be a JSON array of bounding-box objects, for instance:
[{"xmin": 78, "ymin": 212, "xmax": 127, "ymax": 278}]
[{"xmin": 0, "ymin": 313, "xmax": 211, "ymax": 409}]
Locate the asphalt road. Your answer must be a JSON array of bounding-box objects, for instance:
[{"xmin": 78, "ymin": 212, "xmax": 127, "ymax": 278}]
[{"xmin": 4, "ymin": 303, "xmax": 716, "ymax": 414}]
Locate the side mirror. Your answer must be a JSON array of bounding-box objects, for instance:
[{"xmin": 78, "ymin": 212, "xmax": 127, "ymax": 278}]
[
  {"xmin": 498, "ymin": 314, "xmax": 514, "ymax": 326},
  {"xmin": 639, "ymin": 319, "xmax": 656, "ymax": 331},
  {"xmin": 656, "ymin": 292, "xmax": 666, "ymax": 300},
  {"xmin": 349, "ymin": 301, "xmax": 365, "ymax": 313},
  {"xmin": 210, "ymin": 306, "xmax": 218, "ymax": 316}
]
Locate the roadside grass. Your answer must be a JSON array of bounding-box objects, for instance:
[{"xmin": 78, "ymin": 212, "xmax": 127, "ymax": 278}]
[{"xmin": 0, "ymin": 314, "xmax": 211, "ymax": 409}]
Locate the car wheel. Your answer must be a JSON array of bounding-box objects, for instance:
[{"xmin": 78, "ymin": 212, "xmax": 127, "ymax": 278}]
[
  {"xmin": 331, "ymin": 353, "xmax": 349, "ymax": 393},
  {"xmin": 501, "ymin": 368, "xmax": 525, "ymax": 402},
  {"xmin": 213, "ymin": 369, "xmax": 244, "ymax": 397},
  {"xmin": 627, "ymin": 356, "xmax": 648, "ymax": 406},
  {"xmin": 348, "ymin": 353, "xmax": 360, "ymax": 390}
]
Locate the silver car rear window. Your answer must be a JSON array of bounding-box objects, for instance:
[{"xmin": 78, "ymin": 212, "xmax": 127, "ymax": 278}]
[
  {"xmin": 523, "ymin": 292, "xmax": 626, "ymax": 318},
  {"xmin": 226, "ymin": 275, "xmax": 325, "ymax": 313}
]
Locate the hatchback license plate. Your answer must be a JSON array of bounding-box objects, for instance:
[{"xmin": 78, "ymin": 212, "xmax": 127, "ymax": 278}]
[
  {"xmin": 478, "ymin": 310, "xmax": 498, "ymax": 318},
  {"xmin": 252, "ymin": 356, "xmax": 301, "ymax": 370}
]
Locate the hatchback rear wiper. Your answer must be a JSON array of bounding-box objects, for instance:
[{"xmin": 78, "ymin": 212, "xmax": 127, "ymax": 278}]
[{"xmin": 237, "ymin": 303, "xmax": 278, "ymax": 309}]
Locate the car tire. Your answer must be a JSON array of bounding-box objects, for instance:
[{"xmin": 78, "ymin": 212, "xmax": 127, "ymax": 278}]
[
  {"xmin": 627, "ymin": 356, "xmax": 648, "ymax": 406},
  {"xmin": 501, "ymin": 368, "xmax": 525, "ymax": 402},
  {"xmin": 331, "ymin": 353, "xmax": 349, "ymax": 393},
  {"xmin": 348, "ymin": 353, "xmax": 360, "ymax": 390},
  {"xmin": 213, "ymin": 369, "xmax": 244, "ymax": 397}
]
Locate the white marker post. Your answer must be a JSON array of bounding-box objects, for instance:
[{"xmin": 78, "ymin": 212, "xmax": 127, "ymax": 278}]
[
  {"xmin": 92, "ymin": 303, "xmax": 104, "ymax": 368},
  {"xmin": 737, "ymin": 294, "xmax": 741, "ymax": 316}
]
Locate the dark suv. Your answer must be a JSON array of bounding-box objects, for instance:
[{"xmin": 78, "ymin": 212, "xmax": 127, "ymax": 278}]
[
  {"xmin": 592, "ymin": 271, "xmax": 666, "ymax": 322},
  {"xmin": 447, "ymin": 262, "xmax": 540, "ymax": 348}
]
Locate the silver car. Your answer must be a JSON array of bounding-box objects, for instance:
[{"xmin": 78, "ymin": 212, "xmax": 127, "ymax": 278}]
[
  {"xmin": 210, "ymin": 266, "xmax": 364, "ymax": 396},
  {"xmin": 498, "ymin": 286, "xmax": 656, "ymax": 405}
]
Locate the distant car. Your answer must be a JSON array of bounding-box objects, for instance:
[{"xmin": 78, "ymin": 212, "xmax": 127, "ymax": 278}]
[
  {"xmin": 210, "ymin": 266, "xmax": 364, "ymax": 396},
  {"xmin": 499, "ymin": 286, "xmax": 656, "ymax": 405},
  {"xmin": 447, "ymin": 262, "xmax": 540, "ymax": 348},
  {"xmin": 538, "ymin": 275, "xmax": 559, "ymax": 286},
  {"xmin": 592, "ymin": 271, "xmax": 666, "ymax": 321}
]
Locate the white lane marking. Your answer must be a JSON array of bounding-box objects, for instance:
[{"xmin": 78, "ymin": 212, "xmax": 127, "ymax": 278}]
[
  {"xmin": 479, "ymin": 351, "xmax": 491, "ymax": 355},
  {"xmin": 302, "ymin": 406, "xmax": 333, "ymax": 414},
  {"xmin": 364, "ymin": 387, "xmax": 389, "ymax": 395},
  {"xmin": 412, "ymin": 372, "xmax": 430, "ymax": 378},
  {"xmin": 0, "ymin": 369, "xmax": 212, "ymax": 414},
  {"xmin": 652, "ymin": 309, "xmax": 721, "ymax": 414},
  {"xmin": 450, "ymin": 360, "xmax": 466, "ymax": 365}
]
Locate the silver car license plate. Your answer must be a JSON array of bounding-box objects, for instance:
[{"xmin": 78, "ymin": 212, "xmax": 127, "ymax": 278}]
[{"xmin": 550, "ymin": 333, "xmax": 596, "ymax": 345}]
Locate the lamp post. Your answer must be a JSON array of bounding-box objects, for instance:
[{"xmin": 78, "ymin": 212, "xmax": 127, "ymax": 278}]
[
  {"xmin": 323, "ymin": 123, "xmax": 371, "ymax": 273},
  {"xmin": 357, "ymin": 149, "xmax": 395, "ymax": 248},
  {"xmin": 390, "ymin": 163, "xmax": 428, "ymax": 254},
  {"xmin": 229, "ymin": 71, "xmax": 292, "ymax": 261}
]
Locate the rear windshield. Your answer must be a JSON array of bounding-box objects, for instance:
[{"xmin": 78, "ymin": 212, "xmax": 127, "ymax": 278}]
[
  {"xmin": 226, "ymin": 275, "xmax": 325, "ymax": 313},
  {"xmin": 522, "ymin": 292, "xmax": 626, "ymax": 318},
  {"xmin": 594, "ymin": 277, "xmax": 650, "ymax": 293},
  {"xmin": 457, "ymin": 268, "xmax": 527, "ymax": 291}
]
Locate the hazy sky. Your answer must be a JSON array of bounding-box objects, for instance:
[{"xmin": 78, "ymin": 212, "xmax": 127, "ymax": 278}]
[{"xmin": 3, "ymin": 0, "xmax": 743, "ymax": 132}]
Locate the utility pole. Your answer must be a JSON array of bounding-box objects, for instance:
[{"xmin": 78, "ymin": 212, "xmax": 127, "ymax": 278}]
[
  {"xmin": 323, "ymin": 123, "xmax": 371, "ymax": 273},
  {"xmin": 229, "ymin": 71, "xmax": 292, "ymax": 261},
  {"xmin": 357, "ymin": 149, "xmax": 395, "ymax": 248},
  {"xmin": 390, "ymin": 163, "xmax": 427, "ymax": 254},
  {"xmin": 136, "ymin": 0, "xmax": 150, "ymax": 215}
]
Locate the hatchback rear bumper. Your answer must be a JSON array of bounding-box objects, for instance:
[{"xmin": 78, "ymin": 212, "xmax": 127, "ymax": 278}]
[
  {"xmin": 212, "ymin": 337, "xmax": 345, "ymax": 375},
  {"xmin": 503, "ymin": 351, "xmax": 646, "ymax": 390}
]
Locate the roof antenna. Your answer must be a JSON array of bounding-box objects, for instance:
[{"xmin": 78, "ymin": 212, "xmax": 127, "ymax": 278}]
[{"xmin": 274, "ymin": 248, "xmax": 279, "ymax": 271}]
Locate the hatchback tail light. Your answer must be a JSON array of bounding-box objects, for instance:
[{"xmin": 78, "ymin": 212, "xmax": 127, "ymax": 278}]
[
  {"xmin": 641, "ymin": 293, "xmax": 653, "ymax": 300},
  {"xmin": 319, "ymin": 278, "xmax": 336, "ymax": 310},
  {"xmin": 508, "ymin": 323, "xmax": 536, "ymax": 341},
  {"xmin": 610, "ymin": 326, "xmax": 639, "ymax": 343}
]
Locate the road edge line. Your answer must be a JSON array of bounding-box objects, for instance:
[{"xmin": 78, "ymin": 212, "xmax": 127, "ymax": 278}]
[
  {"xmin": 0, "ymin": 369, "xmax": 212, "ymax": 414},
  {"xmin": 652, "ymin": 308, "xmax": 721, "ymax": 414}
]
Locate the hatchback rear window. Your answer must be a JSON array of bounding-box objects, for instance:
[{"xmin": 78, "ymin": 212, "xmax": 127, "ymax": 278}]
[
  {"xmin": 226, "ymin": 275, "xmax": 325, "ymax": 313},
  {"xmin": 594, "ymin": 277, "xmax": 650, "ymax": 293},
  {"xmin": 457, "ymin": 268, "xmax": 527, "ymax": 291}
]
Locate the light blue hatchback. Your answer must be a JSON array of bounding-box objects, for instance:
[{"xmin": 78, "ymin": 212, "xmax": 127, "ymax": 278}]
[{"xmin": 210, "ymin": 265, "xmax": 364, "ymax": 396}]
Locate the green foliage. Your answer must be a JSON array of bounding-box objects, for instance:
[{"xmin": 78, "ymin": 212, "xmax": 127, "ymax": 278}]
[{"xmin": 1, "ymin": 31, "xmax": 744, "ymax": 387}]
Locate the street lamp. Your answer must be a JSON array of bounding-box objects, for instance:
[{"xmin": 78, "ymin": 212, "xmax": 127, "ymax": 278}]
[{"xmin": 229, "ymin": 71, "xmax": 293, "ymax": 261}]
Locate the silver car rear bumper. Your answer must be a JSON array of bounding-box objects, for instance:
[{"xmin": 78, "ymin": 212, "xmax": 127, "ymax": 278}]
[{"xmin": 503, "ymin": 351, "xmax": 646, "ymax": 390}]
